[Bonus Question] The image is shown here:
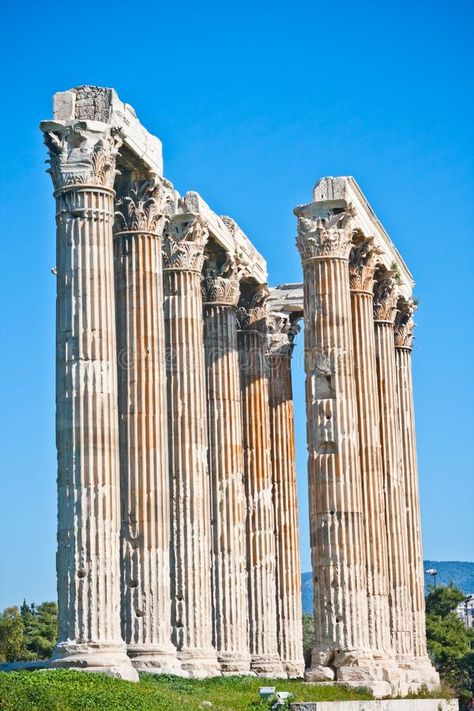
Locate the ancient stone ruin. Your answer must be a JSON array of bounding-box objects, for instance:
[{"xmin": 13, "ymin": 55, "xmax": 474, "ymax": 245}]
[{"xmin": 39, "ymin": 86, "xmax": 439, "ymax": 695}]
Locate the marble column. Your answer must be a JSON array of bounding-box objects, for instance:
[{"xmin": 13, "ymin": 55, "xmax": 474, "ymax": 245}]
[
  {"xmin": 296, "ymin": 210, "xmax": 375, "ymax": 685},
  {"xmin": 266, "ymin": 313, "xmax": 305, "ymax": 678},
  {"xmin": 202, "ymin": 257, "xmax": 250, "ymax": 675},
  {"xmin": 114, "ymin": 179, "xmax": 179, "ymax": 672},
  {"xmin": 394, "ymin": 302, "xmax": 439, "ymax": 687},
  {"xmin": 163, "ymin": 213, "xmax": 220, "ymax": 677},
  {"xmin": 237, "ymin": 287, "xmax": 285, "ymax": 677},
  {"xmin": 373, "ymin": 270, "xmax": 413, "ymax": 666},
  {"xmin": 40, "ymin": 120, "xmax": 137, "ymax": 680},
  {"xmin": 348, "ymin": 239, "xmax": 394, "ymax": 666}
]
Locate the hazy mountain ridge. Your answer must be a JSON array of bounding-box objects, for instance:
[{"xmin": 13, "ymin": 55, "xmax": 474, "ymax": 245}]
[{"xmin": 301, "ymin": 560, "xmax": 474, "ymax": 614}]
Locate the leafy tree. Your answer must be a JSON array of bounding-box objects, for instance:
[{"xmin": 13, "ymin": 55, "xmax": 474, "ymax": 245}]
[
  {"xmin": 0, "ymin": 607, "xmax": 26, "ymax": 662},
  {"xmin": 425, "ymin": 584, "xmax": 474, "ymax": 702},
  {"xmin": 21, "ymin": 601, "xmax": 57, "ymax": 659}
]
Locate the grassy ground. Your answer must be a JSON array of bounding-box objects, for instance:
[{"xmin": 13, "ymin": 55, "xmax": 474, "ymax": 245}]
[{"xmin": 0, "ymin": 670, "xmax": 374, "ymax": 711}]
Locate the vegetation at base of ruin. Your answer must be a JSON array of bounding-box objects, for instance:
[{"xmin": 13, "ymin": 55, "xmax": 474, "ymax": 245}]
[
  {"xmin": 0, "ymin": 670, "xmax": 373, "ymax": 711},
  {"xmin": 302, "ymin": 612, "xmax": 314, "ymax": 668},
  {"xmin": 0, "ymin": 602, "xmax": 57, "ymax": 663},
  {"xmin": 425, "ymin": 584, "xmax": 474, "ymax": 706}
]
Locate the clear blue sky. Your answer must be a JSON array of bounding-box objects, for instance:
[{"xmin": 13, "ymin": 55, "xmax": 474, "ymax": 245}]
[{"xmin": 0, "ymin": 0, "xmax": 472, "ymax": 609}]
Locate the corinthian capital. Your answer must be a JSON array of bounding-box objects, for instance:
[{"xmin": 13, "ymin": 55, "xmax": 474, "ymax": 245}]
[
  {"xmin": 40, "ymin": 120, "xmax": 121, "ymax": 191},
  {"xmin": 349, "ymin": 234, "xmax": 383, "ymax": 292},
  {"xmin": 162, "ymin": 214, "xmax": 208, "ymax": 272},
  {"xmin": 236, "ymin": 285, "xmax": 269, "ymax": 332},
  {"xmin": 394, "ymin": 299, "xmax": 417, "ymax": 348},
  {"xmin": 201, "ymin": 255, "xmax": 240, "ymax": 306},
  {"xmin": 115, "ymin": 180, "xmax": 173, "ymax": 234},
  {"xmin": 373, "ymin": 268, "xmax": 398, "ymax": 322},
  {"xmin": 266, "ymin": 312, "xmax": 300, "ymax": 356},
  {"xmin": 296, "ymin": 209, "xmax": 354, "ymax": 261}
]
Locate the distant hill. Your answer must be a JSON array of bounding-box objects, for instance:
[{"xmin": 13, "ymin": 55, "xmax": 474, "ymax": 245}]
[{"xmin": 301, "ymin": 561, "xmax": 474, "ymax": 614}]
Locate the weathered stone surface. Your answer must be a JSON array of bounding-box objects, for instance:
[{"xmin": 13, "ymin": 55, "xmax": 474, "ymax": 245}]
[
  {"xmin": 238, "ymin": 287, "xmax": 285, "ymax": 678},
  {"xmin": 291, "ymin": 701, "xmax": 457, "ymax": 711},
  {"xmin": 41, "ymin": 119, "xmax": 137, "ymax": 681},
  {"xmin": 296, "ymin": 207, "xmax": 374, "ymax": 684},
  {"xmin": 349, "ymin": 238, "xmax": 395, "ymax": 673},
  {"xmin": 202, "ymin": 257, "xmax": 250, "ymax": 675},
  {"xmin": 114, "ymin": 179, "xmax": 179, "ymax": 673},
  {"xmin": 267, "ymin": 313, "xmax": 304, "ymax": 678},
  {"xmin": 163, "ymin": 213, "xmax": 220, "ymax": 677},
  {"xmin": 40, "ymin": 86, "xmax": 435, "ymax": 695}
]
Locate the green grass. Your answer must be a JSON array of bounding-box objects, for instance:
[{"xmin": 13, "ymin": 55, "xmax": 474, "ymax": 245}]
[{"xmin": 0, "ymin": 670, "xmax": 373, "ymax": 711}]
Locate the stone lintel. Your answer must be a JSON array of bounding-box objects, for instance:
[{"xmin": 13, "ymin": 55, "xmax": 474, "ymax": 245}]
[
  {"xmin": 182, "ymin": 191, "xmax": 267, "ymax": 283},
  {"xmin": 290, "ymin": 702, "xmax": 456, "ymax": 711},
  {"xmin": 268, "ymin": 283, "xmax": 304, "ymax": 316},
  {"xmin": 52, "ymin": 86, "xmax": 164, "ymax": 176},
  {"xmin": 294, "ymin": 176, "xmax": 414, "ymax": 299}
]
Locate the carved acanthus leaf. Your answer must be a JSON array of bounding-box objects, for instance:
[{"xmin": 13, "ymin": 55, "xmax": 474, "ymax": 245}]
[
  {"xmin": 201, "ymin": 255, "xmax": 240, "ymax": 306},
  {"xmin": 43, "ymin": 123, "xmax": 121, "ymax": 191},
  {"xmin": 296, "ymin": 209, "xmax": 354, "ymax": 261},
  {"xmin": 115, "ymin": 180, "xmax": 172, "ymax": 234},
  {"xmin": 349, "ymin": 236, "xmax": 383, "ymax": 291},
  {"xmin": 266, "ymin": 312, "xmax": 300, "ymax": 356},
  {"xmin": 373, "ymin": 270, "xmax": 398, "ymax": 322},
  {"xmin": 162, "ymin": 216, "xmax": 208, "ymax": 272},
  {"xmin": 394, "ymin": 299, "xmax": 417, "ymax": 348},
  {"xmin": 236, "ymin": 286, "xmax": 269, "ymax": 332}
]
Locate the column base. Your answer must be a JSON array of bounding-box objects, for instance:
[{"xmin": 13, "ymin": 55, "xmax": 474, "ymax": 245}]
[
  {"xmin": 217, "ymin": 651, "xmax": 252, "ymax": 676},
  {"xmin": 50, "ymin": 641, "xmax": 138, "ymax": 681},
  {"xmin": 282, "ymin": 659, "xmax": 305, "ymax": 678},
  {"xmin": 250, "ymin": 654, "xmax": 286, "ymax": 678},
  {"xmin": 127, "ymin": 644, "xmax": 181, "ymax": 675},
  {"xmin": 177, "ymin": 647, "xmax": 221, "ymax": 678}
]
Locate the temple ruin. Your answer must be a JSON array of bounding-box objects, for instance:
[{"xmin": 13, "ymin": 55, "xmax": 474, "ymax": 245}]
[{"xmin": 39, "ymin": 86, "xmax": 438, "ymax": 695}]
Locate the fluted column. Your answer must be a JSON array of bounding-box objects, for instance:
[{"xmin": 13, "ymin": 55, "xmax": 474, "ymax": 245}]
[
  {"xmin": 266, "ymin": 313, "xmax": 304, "ymax": 678},
  {"xmin": 394, "ymin": 303, "xmax": 439, "ymax": 687},
  {"xmin": 295, "ymin": 209, "xmax": 375, "ymax": 685},
  {"xmin": 163, "ymin": 214, "xmax": 220, "ymax": 677},
  {"xmin": 114, "ymin": 180, "xmax": 178, "ymax": 672},
  {"xmin": 202, "ymin": 258, "xmax": 250, "ymax": 675},
  {"xmin": 373, "ymin": 271, "xmax": 413, "ymax": 665},
  {"xmin": 349, "ymin": 239, "xmax": 394, "ymax": 666},
  {"xmin": 237, "ymin": 288, "xmax": 284, "ymax": 677},
  {"xmin": 40, "ymin": 120, "xmax": 136, "ymax": 680}
]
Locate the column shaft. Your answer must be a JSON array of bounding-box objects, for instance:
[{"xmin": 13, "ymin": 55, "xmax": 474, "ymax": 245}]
[
  {"xmin": 114, "ymin": 181, "xmax": 178, "ymax": 672},
  {"xmin": 296, "ymin": 211, "xmax": 378, "ymax": 686},
  {"xmin": 373, "ymin": 313, "xmax": 412, "ymax": 659},
  {"xmin": 394, "ymin": 307, "xmax": 439, "ymax": 687},
  {"xmin": 203, "ymin": 268, "xmax": 250, "ymax": 673},
  {"xmin": 349, "ymin": 251, "xmax": 392, "ymax": 659},
  {"xmin": 267, "ymin": 318, "xmax": 304, "ymax": 678},
  {"xmin": 238, "ymin": 291, "xmax": 284, "ymax": 677},
  {"xmin": 163, "ymin": 215, "xmax": 219, "ymax": 677},
  {"xmin": 42, "ymin": 122, "xmax": 136, "ymax": 680}
]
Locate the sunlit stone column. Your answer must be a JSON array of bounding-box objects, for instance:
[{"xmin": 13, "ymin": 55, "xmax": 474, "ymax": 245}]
[
  {"xmin": 40, "ymin": 120, "xmax": 137, "ymax": 680},
  {"xmin": 237, "ymin": 287, "xmax": 285, "ymax": 677},
  {"xmin": 163, "ymin": 214, "xmax": 220, "ymax": 677},
  {"xmin": 394, "ymin": 302, "xmax": 439, "ymax": 688},
  {"xmin": 373, "ymin": 270, "xmax": 413, "ymax": 667},
  {"xmin": 114, "ymin": 180, "xmax": 179, "ymax": 672},
  {"xmin": 295, "ymin": 209, "xmax": 376, "ymax": 685},
  {"xmin": 201, "ymin": 257, "xmax": 250, "ymax": 675},
  {"xmin": 348, "ymin": 239, "xmax": 394, "ymax": 667},
  {"xmin": 266, "ymin": 313, "xmax": 305, "ymax": 678}
]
